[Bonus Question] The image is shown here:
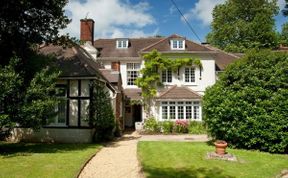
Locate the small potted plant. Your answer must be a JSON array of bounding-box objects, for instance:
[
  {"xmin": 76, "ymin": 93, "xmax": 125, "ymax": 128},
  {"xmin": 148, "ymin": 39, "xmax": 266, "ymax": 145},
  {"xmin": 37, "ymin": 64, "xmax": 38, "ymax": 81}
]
[{"xmin": 214, "ymin": 140, "xmax": 228, "ymax": 155}]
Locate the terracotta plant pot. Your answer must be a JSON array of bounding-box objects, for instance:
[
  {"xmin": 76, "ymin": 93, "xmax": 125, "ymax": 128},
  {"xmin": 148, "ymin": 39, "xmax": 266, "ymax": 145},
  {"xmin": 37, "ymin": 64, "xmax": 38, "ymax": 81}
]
[{"xmin": 214, "ymin": 140, "xmax": 228, "ymax": 155}]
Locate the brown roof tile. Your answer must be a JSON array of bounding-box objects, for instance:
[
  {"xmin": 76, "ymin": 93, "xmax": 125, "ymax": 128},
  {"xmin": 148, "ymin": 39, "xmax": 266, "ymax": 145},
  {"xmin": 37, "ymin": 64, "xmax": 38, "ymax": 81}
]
[
  {"xmin": 141, "ymin": 34, "xmax": 212, "ymax": 52},
  {"xmin": 99, "ymin": 69, "xmax": 120, "ymax": 83},
  {"xmin": 40, "ymin": 45, "xmax": 101, "ymax": 77},
  {"xmin": 94, "ymin": 38, "xmax": 163, "ymax": 57},
  {"xmin": 157, "ymin": 85, "xmax": 201, "ymax": 100},
  {"xmin": 124, "ymin": 88, "xmax": 142, "ymax": 100}
]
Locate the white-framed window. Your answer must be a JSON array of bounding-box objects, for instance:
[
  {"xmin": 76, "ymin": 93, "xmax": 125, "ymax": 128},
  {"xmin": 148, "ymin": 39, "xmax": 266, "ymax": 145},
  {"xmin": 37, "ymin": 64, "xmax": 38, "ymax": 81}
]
[
  {"xmin": 127, "ymin": 63, "xmax": 140, "ymax": 86},
  {"xmin": 170, "ymin": 39, "xmax": 185, "ymax": 50},
  {"xmin": 160, "ymin": 101, "xmax": 201, "ymax": 120},
  {"xmin": 116, "ymin": 39, "xmax": 128, "ymax": 48},
  {"xmin": 185, "ymin": 67, "xmax": 195, "ymax": 83},
  {"xmin": 162, "ymin": 69, "xmax": 172, "ymax": 83}
]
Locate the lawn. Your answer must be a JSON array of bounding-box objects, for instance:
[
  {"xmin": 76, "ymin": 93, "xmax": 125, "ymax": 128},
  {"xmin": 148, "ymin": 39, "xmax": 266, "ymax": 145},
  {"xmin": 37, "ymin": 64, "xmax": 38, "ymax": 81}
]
[
  {"xmin": 0, "ymin": 142, "xmax": 101, "ymax": 178},
  {"xmin": 138, "ymin": 142, "xmax": 288, "ymax": 178}
]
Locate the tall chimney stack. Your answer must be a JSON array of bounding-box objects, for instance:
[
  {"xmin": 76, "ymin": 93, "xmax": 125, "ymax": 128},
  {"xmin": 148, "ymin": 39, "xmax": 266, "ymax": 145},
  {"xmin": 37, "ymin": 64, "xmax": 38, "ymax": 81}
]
[{"xmin": 80, "ymin": 19, "xmax": 94, "ymax": 45}]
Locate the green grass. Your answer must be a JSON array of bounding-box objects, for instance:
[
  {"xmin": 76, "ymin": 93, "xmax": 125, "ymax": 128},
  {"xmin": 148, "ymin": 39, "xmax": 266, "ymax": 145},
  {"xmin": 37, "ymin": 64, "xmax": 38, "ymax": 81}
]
[
  {"xmin": 138, "ymin": 141, "xmax": 288, "ymax": 178},
  {"xmin": 0, "ymin": 142, "xmax": 101, "ymax": 178}
]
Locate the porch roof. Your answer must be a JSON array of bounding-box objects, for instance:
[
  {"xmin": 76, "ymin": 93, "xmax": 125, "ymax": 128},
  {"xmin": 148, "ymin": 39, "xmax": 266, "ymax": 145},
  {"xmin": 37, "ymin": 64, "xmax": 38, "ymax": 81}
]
[
  {"xmin": 157, "ymin": 85, "xmax": 201, "ymax": 100},
  {"xmin": 124, "ymin": 88, "xmax": 142, "ymax": 100}
]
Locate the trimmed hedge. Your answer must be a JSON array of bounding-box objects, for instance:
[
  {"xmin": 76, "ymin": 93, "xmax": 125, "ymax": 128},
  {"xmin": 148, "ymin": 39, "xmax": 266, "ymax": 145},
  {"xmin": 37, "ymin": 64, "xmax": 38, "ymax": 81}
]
[{"xmin": 203, "ymin": 50, "xmax": 288, "ymax": 153}]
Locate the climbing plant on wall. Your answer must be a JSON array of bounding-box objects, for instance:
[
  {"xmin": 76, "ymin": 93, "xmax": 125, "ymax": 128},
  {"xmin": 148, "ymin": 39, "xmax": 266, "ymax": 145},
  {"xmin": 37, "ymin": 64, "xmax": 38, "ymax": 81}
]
[{"xmin": 135, "ymin": 49, "xmax": 202, "ymax": 116}]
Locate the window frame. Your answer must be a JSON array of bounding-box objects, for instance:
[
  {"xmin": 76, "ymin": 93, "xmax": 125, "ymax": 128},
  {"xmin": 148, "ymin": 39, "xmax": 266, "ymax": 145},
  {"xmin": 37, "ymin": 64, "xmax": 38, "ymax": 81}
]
[
  {"xmin": 184, "ymin": 67, "xmax": 196, "ymax": 84},
  {"xmin": 170, "ymin": 39, "xmax": 185, "ymax": 50},
  {"xmin": 116, "ymin": 39, "xmax": 129, "ymax": 49},
  {"xmin": 160, "ymin": 101, "xmax": 201, "ymax": 121},
  {"xmin": 161, "ymin": 69, "xmax": 172, "ymax": 83},
  {"xmin": 126, "ymin": 63, "xmax": 140, "ymax": 86},
  {"xmin": 47, "ymin": 86, "xmax": 67, "ymax": 126}
]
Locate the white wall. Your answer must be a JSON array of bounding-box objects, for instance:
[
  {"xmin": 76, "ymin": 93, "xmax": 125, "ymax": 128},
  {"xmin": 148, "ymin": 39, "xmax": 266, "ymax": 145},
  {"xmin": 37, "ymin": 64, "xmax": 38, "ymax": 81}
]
[{"xmin": 10, "ymin": 128, "xmax": 94, "ymax": 143}]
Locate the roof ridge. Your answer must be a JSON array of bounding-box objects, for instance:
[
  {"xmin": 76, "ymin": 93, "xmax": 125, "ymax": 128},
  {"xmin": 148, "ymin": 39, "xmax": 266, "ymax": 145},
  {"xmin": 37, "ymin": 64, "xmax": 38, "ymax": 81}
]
[
  {"xmin": 203, "ymin": 44, "xmax": 240, "ymax": 59},
  {"xmin": 140, "ymin": 36, "xmax": 170, "ymax": 52},
  {"xmin": 183, "ymin": 86, "xmax": 202, "ymax": 98},
  {"xmin": 158, "ymin": 85, "xmax": 177, "ymax": 98}
]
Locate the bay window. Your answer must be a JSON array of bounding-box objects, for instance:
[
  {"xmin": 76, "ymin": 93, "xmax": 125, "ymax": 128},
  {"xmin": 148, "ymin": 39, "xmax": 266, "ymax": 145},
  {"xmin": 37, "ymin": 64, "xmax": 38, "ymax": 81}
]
[{"xmin": 160, "ymin": 101, "xmax": 201, "ymax": 120}]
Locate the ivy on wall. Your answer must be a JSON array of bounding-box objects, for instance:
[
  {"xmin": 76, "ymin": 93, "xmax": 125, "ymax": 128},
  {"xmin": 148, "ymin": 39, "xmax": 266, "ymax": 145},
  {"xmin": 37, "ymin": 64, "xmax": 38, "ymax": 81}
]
[{"xmin": 135, "ymin": 49, "xmax": 202, "ymax": 116}]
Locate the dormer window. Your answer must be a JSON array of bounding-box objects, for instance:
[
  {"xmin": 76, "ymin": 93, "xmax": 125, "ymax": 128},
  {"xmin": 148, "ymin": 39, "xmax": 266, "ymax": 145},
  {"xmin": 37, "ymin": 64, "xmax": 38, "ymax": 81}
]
[
  {"xmin": 116, "ymin": 39, "xmax": 128, "ymax": 48},
  {"xmin": 170, "ymin": 39, "xmax": 185, "ymax": 50}
]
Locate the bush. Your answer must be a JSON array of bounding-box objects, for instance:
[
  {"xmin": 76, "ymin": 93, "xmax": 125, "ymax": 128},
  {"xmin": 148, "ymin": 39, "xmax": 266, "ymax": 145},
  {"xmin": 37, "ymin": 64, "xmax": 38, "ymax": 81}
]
[
  {"xmin": 188, "ymin": 121, "xmax": 207, "ymax": 134},
  {"xmin": 203, "ymin": 50, "xmax": 288, "ymax": 153},
  {"xmin": 90, "ymin": 81, "xmax": 115, "ymax": 142},
  {"xmin": 160, "ymin": 121, "xmax": 174, "ymax": 134},
  {"xmin": 144, "ymin": 117, "xmax": 160, "ymax": 133},
  {"xmin": 173, "ymin": 120, "xmax": 189, "ymax": 133}
]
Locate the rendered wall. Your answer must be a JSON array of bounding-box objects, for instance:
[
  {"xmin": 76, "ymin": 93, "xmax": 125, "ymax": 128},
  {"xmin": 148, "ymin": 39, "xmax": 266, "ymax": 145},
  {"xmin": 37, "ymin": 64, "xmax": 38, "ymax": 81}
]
[{"xmin": 10, "ymin": 128, "xmax": 94, "ymax": 143}]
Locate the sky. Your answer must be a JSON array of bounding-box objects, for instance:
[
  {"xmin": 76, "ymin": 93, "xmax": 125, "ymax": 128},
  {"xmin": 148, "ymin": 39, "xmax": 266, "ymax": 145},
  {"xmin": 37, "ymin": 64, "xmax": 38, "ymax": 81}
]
[{"xmin": 63, "ymin": 0, "xmax": 287, "ymax": 43}]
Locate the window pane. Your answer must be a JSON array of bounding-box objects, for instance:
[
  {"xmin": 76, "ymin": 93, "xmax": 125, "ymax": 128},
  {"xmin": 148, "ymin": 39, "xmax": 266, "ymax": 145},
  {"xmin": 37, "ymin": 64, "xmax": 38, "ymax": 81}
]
[
  {"xmin": 193, "ymin": 105, "xmax": 199, "ymax": 120},
  {"xmin": 167, "ymin": 69, "xmax": 172, "ymax": 82},
  {"xmin": 190, "ymin": 68, "xmax": 195, "ymax": 82},
  {"xmin": 185, "ymin": 68, "xmax": 190, "ymax": 82},
  {"xmin": 69, "ymin": 100, "xmax": 78, "ymax": 126},
  {"xmin": 81, "ymin": 100, "xmax": 90, "ymax": 126},
  {"xmin": 127, "ymin": 63, "xmax": 140, "ymax": 85},
  {"xmin": 172, "ymin": 40, "xmax": 177, "ymax": 48},
  {"xmin": 162, "ymin": 106, "xmax": 168, "ymax": 120},
  {"xmin": 81, "ymin": 80, "xmax": 90, "ymax": 97},
  {"xmin": 186, "ymin": 106, "xmax": 192, "ymax": 120},
  {"xmin": 162, "ymin": 70, "xmax": 167, "ymax": 82},
  {"xmin": 70, "ymin": 80, "xmax": 78, "ymax": 96},
  {"xmin": 169, "ymin": 106, "xmax": 175, "ymax": 119},
  {"xmin": 178, "ymin": 106, "xmax": 184, "ymax": 119},
  {"xmin": 179, "ymin": 40, "xmax": 183, "ymax": 48}
]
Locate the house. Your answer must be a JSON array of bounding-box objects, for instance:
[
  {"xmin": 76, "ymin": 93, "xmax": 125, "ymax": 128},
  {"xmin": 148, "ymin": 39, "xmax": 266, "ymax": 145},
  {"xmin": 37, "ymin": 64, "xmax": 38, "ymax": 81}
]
[
  {"xmin": 11, "ymin": 43, "xmax": 124, "ymax": 143},
  {"xmin": 79, "ymin": 19, "xmax": 239, "ymax": 128}
]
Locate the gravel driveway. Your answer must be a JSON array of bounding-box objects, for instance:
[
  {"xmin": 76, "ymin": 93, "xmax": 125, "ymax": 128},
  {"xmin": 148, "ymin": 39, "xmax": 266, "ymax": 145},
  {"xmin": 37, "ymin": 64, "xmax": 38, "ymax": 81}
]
[{"xmin": 78, "ymin": 132, "xmax": 209, "ymax": 178}]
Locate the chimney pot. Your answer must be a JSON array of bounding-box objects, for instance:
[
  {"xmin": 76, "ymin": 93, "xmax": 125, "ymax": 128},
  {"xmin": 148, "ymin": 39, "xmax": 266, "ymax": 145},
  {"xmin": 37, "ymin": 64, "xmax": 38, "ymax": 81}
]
[{"xmin": 80, "ymin": 19, "xmax": 95, "ymax": 45}]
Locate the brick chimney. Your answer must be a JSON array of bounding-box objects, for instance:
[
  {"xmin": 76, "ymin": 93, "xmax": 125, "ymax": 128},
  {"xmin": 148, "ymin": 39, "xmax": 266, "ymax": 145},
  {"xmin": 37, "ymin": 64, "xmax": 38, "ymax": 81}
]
[{"xmin": 80, "ymin": 19, "xmax": 94, "ymax": 45}]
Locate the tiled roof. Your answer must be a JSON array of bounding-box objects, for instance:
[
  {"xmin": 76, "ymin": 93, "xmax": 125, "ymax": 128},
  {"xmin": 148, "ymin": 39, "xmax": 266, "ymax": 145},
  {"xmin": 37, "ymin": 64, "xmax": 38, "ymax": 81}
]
[
  {"xmin": 124, "ymin": 88, "xmax": 142, "ymax": 100},
  {"xmin": 40, "ymin": 45, "xmax": 102, "ymax": 77},
  {"xmin": 94, "ymin": 34, "xmax": 239, "ymax": 70},
  {"xmin": 141, "ymin": 34, "xmax": 211, "ymax": 52},
  {"xmin": 99, "ymin": 69, "xmax": 120, "ymax": 83},
  {"xmin": 157, "ymin": 85, "xmax": 201, "ymax": 100},
  {"xmin": 94, "ymin": 38, "xmax": 163, "ymax": 57}
]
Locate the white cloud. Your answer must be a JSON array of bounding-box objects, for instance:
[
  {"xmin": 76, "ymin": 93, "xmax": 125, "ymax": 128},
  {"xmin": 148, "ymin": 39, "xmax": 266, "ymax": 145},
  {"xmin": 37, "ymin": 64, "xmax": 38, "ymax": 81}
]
[
  {"xmin": 62, "ymin": 0, "xmax": 156, "ymax": 38},
  {"xmin": 184, "ymin": 0, "xmax": 286, "ymax": 26},
  {"xmin": 183, "ymin": 0, "xmax": 225, "ymax": 26}
]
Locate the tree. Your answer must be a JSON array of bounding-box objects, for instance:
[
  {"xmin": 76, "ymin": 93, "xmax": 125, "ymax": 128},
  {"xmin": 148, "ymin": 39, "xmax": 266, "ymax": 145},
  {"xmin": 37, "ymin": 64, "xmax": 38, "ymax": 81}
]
[
  {"xmin": 0, "ymin": 1, "xmax": 70, "ymax": 132},
  {"xmin": 280, "ymin": 23, "xmax": 288, "ymax": 46},
  {"xmin": 0, "ymin": 0, "xmax": 70, "ymax": 65},
  {"xmin": 89, "ymin": 81, "xmax": 115, "ymax": 142},
  {"xmin": 207, "ymin": 0, "xmax": 279, "ymax": 52},
  {"xmin": 0, "ymin": 56, "xmax": 60, "ymax": 131},
  {"xmin": 203, "ymin": 50, "xmax": 288, "ymax": 153},
  {"xmin": 282, "ymin": 0, "xmax": 288, "ymax": 16}
]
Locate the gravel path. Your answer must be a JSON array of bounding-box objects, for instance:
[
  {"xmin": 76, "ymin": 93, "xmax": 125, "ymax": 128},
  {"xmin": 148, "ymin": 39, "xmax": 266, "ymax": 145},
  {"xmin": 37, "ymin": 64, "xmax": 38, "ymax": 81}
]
[
  {"xmin": 78, "ymin": 132, "xmax": 209, "ymax": 178},
  {"xmin": 78, "ymin": 132, "xmax": 144, "ymax": 178}
]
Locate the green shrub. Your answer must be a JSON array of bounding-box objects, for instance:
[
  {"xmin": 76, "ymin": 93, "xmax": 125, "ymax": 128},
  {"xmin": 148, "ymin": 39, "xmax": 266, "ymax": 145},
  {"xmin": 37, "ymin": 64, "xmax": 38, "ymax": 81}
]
[
  {"xmin": 188, "ymin": 121, "xmax": 207, "ymax": 134},
  {"xmin": 173, "ymin": 120, "xmax": 189, "ymax": 133},
  {"xmin": 144, "ymin": 117, "xmax": 160, "ymax": 133},
  {"xmin": 160, "ymin": 121, "xmax": 174, "ymax": 134},
  {"xmin": 203, "ymin": 50, "xmax": 288, "ymax": 153},
  {"xmin": 90, "ymin": 81, "xmax": 115, "ymax": 142}
]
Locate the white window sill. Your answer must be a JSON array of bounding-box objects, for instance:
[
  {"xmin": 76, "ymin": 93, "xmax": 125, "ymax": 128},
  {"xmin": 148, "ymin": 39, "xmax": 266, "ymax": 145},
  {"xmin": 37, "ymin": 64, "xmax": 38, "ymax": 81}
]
[{"xmin": 183, "ymin": 83, "xmax": 198, "ymax": 86}]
